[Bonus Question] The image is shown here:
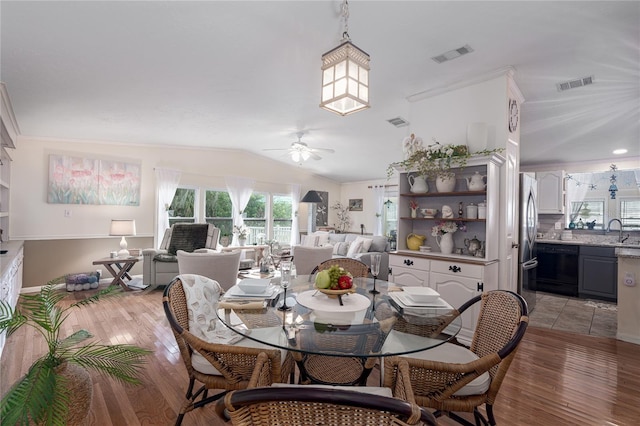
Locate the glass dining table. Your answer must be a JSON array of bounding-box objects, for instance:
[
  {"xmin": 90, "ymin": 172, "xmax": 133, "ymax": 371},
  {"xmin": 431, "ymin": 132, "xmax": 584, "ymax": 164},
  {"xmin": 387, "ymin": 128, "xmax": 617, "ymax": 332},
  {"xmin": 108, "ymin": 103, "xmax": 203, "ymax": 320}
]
[{"xmin": 216, "ymin": 275, "xmax": 462, "ymax": 359}]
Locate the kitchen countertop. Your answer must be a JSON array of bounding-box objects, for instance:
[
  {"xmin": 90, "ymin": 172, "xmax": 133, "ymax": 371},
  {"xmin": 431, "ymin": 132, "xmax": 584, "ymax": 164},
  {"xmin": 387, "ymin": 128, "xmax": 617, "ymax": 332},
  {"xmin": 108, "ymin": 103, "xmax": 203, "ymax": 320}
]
[{"xmin": 537, "ymin": 238, "xmax": 640, "ymax": 249}]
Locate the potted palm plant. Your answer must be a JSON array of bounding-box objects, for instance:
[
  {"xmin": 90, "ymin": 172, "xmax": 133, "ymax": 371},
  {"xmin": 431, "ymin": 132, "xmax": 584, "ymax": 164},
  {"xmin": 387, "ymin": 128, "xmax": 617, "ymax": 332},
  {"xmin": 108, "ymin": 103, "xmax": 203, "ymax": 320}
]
[{"xmin": 0, "ymin": 277, "xmax": 151, "ymax": 425}]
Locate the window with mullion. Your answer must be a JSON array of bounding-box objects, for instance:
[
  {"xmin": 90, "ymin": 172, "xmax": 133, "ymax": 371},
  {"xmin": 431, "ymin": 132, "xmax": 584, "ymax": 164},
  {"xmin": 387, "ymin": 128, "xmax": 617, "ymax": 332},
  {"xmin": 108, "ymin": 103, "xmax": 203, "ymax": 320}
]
[
  {"xmin": 168, "ymin": 187, "xmax": 197, "ymax": 225},
  {"xmin": 205, "ymin": 190, "xmax": 233, "ymax": 237},
  {"xmin": 620, "ymin": 198, "xmax": 640, "ymax": 230}
]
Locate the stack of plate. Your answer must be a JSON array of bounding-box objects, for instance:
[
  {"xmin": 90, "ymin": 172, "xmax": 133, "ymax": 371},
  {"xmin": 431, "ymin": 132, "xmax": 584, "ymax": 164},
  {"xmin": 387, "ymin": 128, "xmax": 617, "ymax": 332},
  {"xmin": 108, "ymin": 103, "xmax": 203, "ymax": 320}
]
[{"xmin": 419, "ymin": 245, "xmax": 431, "ymax": 253}]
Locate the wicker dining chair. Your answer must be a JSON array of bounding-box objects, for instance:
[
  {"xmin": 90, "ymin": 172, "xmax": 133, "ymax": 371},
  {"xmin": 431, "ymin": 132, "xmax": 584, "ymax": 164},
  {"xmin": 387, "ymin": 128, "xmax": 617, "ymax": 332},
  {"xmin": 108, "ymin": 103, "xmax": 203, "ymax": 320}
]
[
  {"xmin": 162, "ymin": 276, "xmax": 294, "ymax": 426},
  {"xmin": 314, "ymin": 257, "xmax": 370, "ymax": 277},
  {"xmin": 215, "ymin": 352, "xmax": 438, "ymax": 426},
  {"xmin": 384, "ymin": 290, "xmax": 529, "ymax": 426},
  {"xmin": 296, "ymin": 257, "xmax": 377, "ymax": 385}
]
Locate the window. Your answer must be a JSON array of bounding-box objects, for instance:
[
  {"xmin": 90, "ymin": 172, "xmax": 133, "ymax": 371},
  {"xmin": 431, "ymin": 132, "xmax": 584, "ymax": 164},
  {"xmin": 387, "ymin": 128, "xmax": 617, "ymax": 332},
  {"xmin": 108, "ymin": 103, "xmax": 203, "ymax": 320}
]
[
  {"xmin": 244, "ymin": 193, "xmax": 267, "ymax": 244},
  {"xmin": 205, "ymin": 190, "xmax": 233, "ymax": 237},
  {"xmin": 384, "ymin": 196, "xmax": 398, "ymax": 238},
  {"xmin": 569, "ymin": 199, "xmax": 604, "ymax": 229},
  {"xmin": 620, "ymin": 198, "xmax": 640, "ymax": 230},
  {"xmin": 169, "ymin": 187, "xmax": 293, "ymax": 245},
  {"xmin": 272, "ymin": 194, "xmax": 293, "ymax": 244},
  {"xmin": 168, "ymin": 187, "xmax": 196, "ymax": 225}
]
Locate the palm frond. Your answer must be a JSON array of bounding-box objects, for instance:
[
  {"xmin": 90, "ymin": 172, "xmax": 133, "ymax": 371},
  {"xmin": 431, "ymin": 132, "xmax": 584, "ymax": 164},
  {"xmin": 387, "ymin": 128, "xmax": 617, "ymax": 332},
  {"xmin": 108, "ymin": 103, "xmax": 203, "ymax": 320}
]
[
  {"xmin": 0, "ymin": 358, "xmax": 68, "ymax": 426},
  {"xmin": 69, "ymin": 344, "xmax": 152, "ymax": 385},
  {"xmin": 0, "ymin": 300, "xmax": 27, "ymax": 337},
  {"xmin": 70, "ymin": 285, "xmax": 123, "ymax": 309},
  {"xmin": 58, "ymin": 329, "xmax": 92, "ymax": 350}
]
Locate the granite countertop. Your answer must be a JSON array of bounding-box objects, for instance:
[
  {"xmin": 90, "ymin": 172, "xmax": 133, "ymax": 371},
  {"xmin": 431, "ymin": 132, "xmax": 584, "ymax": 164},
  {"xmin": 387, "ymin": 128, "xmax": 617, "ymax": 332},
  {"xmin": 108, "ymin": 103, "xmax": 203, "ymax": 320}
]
[{"xmin": 537, "ymin": 238, "xmax": 640, "ymax": 249}]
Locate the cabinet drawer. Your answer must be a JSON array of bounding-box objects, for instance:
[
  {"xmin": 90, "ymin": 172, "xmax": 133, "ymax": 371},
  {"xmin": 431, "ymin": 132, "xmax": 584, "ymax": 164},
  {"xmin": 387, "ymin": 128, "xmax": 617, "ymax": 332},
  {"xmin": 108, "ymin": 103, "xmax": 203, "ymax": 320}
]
[
  {"xmin": 430, "ymin": 260, "xmax": 483, "ymax": 279},
  {"xmin": 389, "ymin": 254, "xmax": 430, "ymax": 271}
]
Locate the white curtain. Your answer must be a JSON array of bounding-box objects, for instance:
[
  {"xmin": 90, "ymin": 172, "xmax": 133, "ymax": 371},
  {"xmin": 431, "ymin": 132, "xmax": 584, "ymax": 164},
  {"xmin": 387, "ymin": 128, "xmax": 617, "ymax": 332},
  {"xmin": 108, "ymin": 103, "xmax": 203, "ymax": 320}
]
[
  {"xmin": 290, "ymin": 184, "xmax": 301, "ymax": 246},
  {"xmin": 372, "ymin": 185, "xmax": 386, "ymax": 236},
  {"xmin": 225, "ymin": 176, "xmax": 255, "ymax": 246},
  {"xmin": 155, "ymin": 168, "xmax": 181, "ymax": 248},
  {"xmin": 566, "ymin": 173, "xmax": 590, "ymax": 222}
]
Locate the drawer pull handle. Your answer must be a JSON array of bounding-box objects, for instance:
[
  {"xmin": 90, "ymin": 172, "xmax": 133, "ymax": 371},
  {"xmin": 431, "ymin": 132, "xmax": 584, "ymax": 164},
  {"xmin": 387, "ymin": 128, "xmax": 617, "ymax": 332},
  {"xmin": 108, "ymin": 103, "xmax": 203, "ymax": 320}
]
[
  {"xmin": 403, "ymin": 259, "xmax": 414, "ymax": 266},
  {"xmin": 449, "ymin": 265, "xmax": 461, "ymax": 273}
]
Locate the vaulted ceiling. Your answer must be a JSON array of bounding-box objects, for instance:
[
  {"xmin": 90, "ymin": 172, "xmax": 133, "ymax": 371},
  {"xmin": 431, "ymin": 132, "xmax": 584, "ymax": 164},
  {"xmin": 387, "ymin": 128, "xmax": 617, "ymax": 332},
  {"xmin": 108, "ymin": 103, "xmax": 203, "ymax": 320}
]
[{"xmin": 1, "ymin": 1, "xmax": 638, "ymax": 182}]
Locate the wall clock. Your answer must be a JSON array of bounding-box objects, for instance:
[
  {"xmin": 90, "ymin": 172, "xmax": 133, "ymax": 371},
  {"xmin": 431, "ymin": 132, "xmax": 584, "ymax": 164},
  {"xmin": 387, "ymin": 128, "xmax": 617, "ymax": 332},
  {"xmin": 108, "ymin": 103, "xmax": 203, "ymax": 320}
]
[{"xmin": 508, "ymin": 99, "xmax": 519, "ymax": 132}]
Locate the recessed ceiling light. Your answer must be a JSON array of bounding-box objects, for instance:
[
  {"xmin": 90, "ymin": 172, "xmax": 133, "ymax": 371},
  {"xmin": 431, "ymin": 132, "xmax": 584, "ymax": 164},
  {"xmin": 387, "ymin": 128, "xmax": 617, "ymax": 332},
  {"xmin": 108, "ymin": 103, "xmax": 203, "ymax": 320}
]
[{"xmin": 612, "ymin": 149, "xmax": 628, "ymax": 155}]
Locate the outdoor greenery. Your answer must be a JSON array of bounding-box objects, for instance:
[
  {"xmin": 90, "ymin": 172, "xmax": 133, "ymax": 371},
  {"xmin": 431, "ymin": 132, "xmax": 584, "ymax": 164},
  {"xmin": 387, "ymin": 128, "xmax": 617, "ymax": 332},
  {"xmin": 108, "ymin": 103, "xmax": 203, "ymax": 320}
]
[
  {"xmin": 0, "ymin": 278, "xmax": 151, "ymax": 425},
  {"xmin": 169, "ymin": 189, "xmax": 293, "ymax": 238}
]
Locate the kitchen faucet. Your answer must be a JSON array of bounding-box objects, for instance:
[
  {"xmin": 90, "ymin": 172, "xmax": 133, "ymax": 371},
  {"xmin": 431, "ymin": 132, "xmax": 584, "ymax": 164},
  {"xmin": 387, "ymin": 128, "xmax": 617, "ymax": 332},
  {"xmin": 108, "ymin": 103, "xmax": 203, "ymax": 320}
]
[{"xmin": 606, "ymin": 218, "xmax": 624, "ymax": 243}]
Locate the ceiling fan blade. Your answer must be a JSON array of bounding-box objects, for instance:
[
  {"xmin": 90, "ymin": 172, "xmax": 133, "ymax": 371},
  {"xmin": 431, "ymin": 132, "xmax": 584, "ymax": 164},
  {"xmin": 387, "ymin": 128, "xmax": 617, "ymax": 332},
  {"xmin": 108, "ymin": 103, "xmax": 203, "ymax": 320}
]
[
  {"xmin": 262, "ymin": 148, "xmax": 291, "ymax": 152},
  {"xmin": 310, "ymin": 147, "xmax": 335, "ymax": 154},
  {"xmin": 309, "ymin": 152, "xmax": 323, "ymax": 161}
]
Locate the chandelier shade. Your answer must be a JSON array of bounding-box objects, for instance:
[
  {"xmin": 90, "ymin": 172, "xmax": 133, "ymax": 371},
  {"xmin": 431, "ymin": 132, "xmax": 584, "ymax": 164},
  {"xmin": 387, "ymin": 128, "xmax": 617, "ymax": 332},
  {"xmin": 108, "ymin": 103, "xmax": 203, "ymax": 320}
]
[{"xmin": 320, "ymin": 41, "xmax": 370, "ymax": 116}]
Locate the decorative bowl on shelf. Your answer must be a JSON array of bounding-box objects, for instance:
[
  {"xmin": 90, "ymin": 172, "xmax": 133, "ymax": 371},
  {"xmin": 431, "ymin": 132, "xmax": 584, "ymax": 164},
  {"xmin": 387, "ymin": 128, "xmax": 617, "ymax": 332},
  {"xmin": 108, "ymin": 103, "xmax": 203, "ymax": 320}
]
[
  {"xmin": 420, "ymin": 208, "xmax": 438, "ymax": 218},
  {"xmin": 314, "ymin": 285, "xmax": 357, "ymax": 299}
]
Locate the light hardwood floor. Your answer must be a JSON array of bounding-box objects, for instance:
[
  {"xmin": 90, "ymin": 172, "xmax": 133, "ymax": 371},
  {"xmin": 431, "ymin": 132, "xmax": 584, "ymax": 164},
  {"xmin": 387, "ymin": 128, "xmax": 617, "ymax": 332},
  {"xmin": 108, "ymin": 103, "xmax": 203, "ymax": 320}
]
[{"xmin": 2, "ymin": 284, "xmax": 639, "ymax": 425}]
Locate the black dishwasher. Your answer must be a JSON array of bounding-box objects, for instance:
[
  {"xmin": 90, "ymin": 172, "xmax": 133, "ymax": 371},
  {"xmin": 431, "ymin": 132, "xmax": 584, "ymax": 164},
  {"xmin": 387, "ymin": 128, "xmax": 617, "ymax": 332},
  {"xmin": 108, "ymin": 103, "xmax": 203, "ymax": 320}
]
[{"xmin": 532, "ymin": 243, "xmax": 579, "ymax": 297}]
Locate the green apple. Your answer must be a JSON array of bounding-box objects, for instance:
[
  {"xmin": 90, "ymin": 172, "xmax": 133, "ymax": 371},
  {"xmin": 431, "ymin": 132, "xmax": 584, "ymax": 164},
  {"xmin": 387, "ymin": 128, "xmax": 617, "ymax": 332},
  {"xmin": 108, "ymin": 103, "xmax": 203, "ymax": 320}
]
[{"xmin": 315, "ymin": 270, "xmax": 331, "ymax": 289}]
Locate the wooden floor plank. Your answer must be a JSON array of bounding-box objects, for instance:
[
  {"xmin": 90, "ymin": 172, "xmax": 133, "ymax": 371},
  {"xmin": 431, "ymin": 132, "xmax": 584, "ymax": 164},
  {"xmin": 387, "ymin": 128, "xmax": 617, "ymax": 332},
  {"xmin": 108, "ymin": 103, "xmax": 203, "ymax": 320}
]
[{"xmin": 2, "ymin": 286, "xmax": 639, "ymax": 425}]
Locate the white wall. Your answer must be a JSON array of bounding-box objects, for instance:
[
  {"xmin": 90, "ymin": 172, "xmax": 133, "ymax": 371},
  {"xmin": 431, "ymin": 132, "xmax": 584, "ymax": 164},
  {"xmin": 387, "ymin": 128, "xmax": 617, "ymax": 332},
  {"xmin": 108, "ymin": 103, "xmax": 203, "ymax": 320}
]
[
  {"xmin": 339, "ymin": 179, "xmax": 392, "ymax": 235},
  {"xmin": 11, "ymin": 137, "xmax": 341, "ymax": 240}
]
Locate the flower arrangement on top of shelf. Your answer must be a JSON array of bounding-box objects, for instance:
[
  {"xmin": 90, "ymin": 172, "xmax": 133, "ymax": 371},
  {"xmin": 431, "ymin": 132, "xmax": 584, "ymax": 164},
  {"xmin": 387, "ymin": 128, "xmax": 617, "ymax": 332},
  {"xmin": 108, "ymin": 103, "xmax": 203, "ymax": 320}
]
[{"xmin": 387, "ymin": 137, "xmax": 504, "ymax": 180}]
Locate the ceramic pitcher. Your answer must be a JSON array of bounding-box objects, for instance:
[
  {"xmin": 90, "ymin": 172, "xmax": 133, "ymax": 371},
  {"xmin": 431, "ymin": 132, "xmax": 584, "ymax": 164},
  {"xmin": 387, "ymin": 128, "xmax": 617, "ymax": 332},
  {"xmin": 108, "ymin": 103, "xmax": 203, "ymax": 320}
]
[
  {"xmin": 408, "ymin": 174, "xmax": 429, "ymax": 193},
  {"xmin": 466, "ymin": 171, "xmax": 487, "ymax": 191},
  {"xmin": 406, "ymin": 233, "xmax": 427, "ymax": 250},
  {"xmin": 436, "ymin": 232, "xmax": 454, "ymax": 254}
]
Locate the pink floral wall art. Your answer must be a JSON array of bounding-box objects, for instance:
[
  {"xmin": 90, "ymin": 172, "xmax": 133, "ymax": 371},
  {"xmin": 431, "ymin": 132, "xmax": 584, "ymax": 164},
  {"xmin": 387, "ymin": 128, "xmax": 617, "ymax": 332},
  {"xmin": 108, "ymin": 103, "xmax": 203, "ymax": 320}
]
[{"xmin": 48, "ymin": 154, "xmax": 141, "ymax": 205}]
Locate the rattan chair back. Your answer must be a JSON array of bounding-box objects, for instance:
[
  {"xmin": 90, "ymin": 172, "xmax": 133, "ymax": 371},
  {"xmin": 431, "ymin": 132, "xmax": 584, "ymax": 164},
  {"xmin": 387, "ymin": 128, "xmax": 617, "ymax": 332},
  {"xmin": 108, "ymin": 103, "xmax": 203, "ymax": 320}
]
[
  {"xmin": 316, "ymin": 257, "xmax": 370, "ymax": 277},
  {"xmin": 218, "ymin": 386, "xmax": 435, "ymax": 426},
  {"xmin": 385, "ymin": 290, "xmax": 528, "ymax": 426},
  {"xmin": 162, "ymin": 276, "xmax": 293, "ymax": 425}
]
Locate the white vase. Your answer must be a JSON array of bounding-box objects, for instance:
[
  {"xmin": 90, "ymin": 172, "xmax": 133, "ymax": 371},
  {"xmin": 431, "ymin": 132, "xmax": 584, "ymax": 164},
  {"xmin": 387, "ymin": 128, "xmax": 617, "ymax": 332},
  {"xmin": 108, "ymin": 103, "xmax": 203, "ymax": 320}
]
[
  {"xmin": 238, "ymin": 238, "xmax": 246, "ymax": 246},
  {"xmin": 436, "ymin": 174, "xmax": 456, "ymax": 193},
  {"xmin": 411, "ymin": 208, "xmax": 417, "ymax": 218},
  {"xmin": 436, "ymin": 232, "xmax": 455, "ymax": 254}
]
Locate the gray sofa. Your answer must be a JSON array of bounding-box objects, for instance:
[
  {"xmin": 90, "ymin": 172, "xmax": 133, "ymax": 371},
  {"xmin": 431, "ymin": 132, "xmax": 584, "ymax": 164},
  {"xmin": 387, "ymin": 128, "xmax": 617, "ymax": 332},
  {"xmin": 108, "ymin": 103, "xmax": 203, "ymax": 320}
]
[{"xmin": 297, "ymin": 232, "xmax": 390, "ymax": 280}]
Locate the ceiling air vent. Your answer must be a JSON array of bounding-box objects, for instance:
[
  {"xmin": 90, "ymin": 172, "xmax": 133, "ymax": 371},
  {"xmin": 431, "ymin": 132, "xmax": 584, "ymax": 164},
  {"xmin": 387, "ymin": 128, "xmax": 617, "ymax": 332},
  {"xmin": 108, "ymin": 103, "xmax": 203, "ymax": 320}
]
[
  {"xmin": 431, "ymin": 44, "xmax": 474, "ymax": 64},
  {"xmin": 556, "ymin": 76, "xmax": 595, "ymax": 92},
  {"xmin": 387, "ymin": 117, "xmax": 409, "ymax": 128}
]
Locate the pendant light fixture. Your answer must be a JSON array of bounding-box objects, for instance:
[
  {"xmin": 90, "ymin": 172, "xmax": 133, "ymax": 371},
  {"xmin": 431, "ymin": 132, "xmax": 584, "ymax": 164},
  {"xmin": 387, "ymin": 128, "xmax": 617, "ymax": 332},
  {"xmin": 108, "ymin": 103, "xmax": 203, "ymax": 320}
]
[{"xmin": 320, "ymin": 0, "xmax": 370, "ymax": 116}]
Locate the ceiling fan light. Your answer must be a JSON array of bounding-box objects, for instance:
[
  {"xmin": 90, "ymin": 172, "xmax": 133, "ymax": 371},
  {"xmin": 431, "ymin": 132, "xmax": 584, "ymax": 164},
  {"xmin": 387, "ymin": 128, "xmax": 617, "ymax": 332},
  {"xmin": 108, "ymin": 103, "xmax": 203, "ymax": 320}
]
[
  {"xmin": 301, "ymin": 150, "xmax": 311, "ymax": 161},
  {"xmin": 291, "ymin": 151, "xmax": 301, "ymax": 163}
]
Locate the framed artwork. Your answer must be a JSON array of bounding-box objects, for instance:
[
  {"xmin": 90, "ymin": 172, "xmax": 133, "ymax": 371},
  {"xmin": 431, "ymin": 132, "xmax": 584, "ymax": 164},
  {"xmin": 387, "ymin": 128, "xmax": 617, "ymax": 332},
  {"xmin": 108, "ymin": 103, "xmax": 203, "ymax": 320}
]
[
  {"xmin": 348, "ymin": 199, "xmax": 363, "ymax": 211},
  {"xmin": 315, "ymin": 191, "xmax": 329, "ymax": 226},
  {"xmin": 48, "ymin": 154, "xmax": 141, "ymax": 205}
]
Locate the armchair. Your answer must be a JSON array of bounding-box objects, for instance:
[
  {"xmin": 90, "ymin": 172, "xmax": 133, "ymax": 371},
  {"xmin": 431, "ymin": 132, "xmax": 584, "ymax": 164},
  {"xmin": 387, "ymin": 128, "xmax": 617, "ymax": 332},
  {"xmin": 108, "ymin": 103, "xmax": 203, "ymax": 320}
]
[{"xmin": 143, "ymin": 223, "xmax": 219, "ymax": 287}]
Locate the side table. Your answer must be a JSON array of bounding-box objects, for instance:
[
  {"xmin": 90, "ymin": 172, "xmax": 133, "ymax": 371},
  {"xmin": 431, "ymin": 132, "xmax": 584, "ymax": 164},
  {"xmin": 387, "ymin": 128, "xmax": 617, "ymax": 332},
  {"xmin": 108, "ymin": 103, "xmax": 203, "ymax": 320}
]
[{"xmin": 93, "ymin": 256, "xmax": 142, "ymax": 291}]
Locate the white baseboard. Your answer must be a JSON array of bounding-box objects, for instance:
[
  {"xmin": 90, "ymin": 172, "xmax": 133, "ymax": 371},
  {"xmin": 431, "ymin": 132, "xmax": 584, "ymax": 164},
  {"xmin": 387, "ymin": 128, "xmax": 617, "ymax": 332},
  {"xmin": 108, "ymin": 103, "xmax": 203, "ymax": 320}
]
[{"xmin": 616, "ymin": 332, "xmax": 640, "ymax": 345}]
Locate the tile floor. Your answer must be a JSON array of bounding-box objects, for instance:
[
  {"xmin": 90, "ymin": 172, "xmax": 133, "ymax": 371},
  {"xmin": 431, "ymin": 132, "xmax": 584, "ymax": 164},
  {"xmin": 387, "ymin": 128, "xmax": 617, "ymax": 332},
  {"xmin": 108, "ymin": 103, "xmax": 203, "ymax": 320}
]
[{"xmin": 528, "ymin": 292, "xmax": 617, "ymax": 338}]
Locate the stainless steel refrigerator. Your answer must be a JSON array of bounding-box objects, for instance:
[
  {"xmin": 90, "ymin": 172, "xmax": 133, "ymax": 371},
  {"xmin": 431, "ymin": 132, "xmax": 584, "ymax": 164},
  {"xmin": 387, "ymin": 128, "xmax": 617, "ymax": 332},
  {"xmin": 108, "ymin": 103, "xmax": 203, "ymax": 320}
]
[{"xmin": 518, "ymin": 173, "xmax": 538, "ymax": 311}]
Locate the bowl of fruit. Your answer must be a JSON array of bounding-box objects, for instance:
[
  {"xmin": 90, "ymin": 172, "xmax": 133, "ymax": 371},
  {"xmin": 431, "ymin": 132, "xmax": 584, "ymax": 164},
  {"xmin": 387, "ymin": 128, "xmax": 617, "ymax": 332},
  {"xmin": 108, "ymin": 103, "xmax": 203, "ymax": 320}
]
[{"xmin": 314, "ymin": 265, "xmax": 356, "ymax": 298}]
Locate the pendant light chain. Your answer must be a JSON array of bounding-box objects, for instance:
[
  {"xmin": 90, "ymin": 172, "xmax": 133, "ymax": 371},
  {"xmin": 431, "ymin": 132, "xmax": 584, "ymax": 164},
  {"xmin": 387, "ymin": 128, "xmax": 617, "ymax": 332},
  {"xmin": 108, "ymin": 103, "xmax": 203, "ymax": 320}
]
[{"xmin": 342, "ymin": 0, "xmax": 350, "ymax": 41}]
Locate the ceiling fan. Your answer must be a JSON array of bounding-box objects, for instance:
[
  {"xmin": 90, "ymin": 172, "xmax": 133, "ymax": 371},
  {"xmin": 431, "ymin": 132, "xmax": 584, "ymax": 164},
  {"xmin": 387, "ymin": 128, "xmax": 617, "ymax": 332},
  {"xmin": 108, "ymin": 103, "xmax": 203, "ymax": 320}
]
[{"xmin": 263, "ymin": 132, "xmax": 335, "ymax": 164}]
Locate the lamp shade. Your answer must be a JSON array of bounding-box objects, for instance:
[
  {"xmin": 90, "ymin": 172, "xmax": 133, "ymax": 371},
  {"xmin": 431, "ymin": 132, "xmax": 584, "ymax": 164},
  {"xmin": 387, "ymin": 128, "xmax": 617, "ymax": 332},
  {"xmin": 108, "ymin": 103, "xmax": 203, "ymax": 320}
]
[
  {"xmin": 109, "ymin": 219, "xmax": 136, "ymax": 236},
  {"xmin": 320, "ymin": 41, "xmax": 370, "ymax": 116},
  {"xmin": 301, "ymin": 190, "xmax": 323, "ymax": 203}
]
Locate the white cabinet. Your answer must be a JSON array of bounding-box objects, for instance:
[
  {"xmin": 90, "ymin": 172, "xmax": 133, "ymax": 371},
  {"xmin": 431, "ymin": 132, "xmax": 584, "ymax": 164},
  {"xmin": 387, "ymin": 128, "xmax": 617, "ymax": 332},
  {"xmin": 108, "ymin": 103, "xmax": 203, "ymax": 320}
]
[
  {"xmin": 394, "ymin": 154, "xmax": 504, "ymax": 262},
  {"xmin": 536, "ymin": 170, "xmax": 565, "ymax": 214},
  {"xmin": 0, "ymin": 242, "xmax": 24, "ymax": 356},
  {"xmin": 389, "ymin": 254, "xmax": 430, "ymax": 287},
  {"xmin": 430, "ymin": 259, "xmax": 498, "ymax": 344},
  {"xmin": 1, "ymin": 83, "xmax": 18, "ymax": 240}
]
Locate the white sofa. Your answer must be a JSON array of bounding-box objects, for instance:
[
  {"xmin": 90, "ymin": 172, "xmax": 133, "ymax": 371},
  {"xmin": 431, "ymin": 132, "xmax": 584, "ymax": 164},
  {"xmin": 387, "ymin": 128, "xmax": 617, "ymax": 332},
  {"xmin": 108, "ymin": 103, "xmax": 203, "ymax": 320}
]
[{"xmin": 294, "ymin": 232, "xmax": 390, "ymax": 280}]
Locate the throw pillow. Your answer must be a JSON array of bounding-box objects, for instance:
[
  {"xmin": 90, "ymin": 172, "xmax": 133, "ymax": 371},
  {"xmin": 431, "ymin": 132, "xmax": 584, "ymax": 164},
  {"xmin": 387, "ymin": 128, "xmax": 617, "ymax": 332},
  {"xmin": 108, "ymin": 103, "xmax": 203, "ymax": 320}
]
[
  {"xmin": 332, "ymin": 241, "xmax": 350, "ymax": 256},
  {"xmin": 346, "ymin": 240, "xmax": 364, "ymax": 258},
  {"xmin": 301, "ymin": 235, "xmax": 319, "ymax": 247},
  {"xmin": 312, "ymin": 231, "xmax": 330, "ymax": 246},
  {"xmin": 353, "ymin": 236, "xmax": 374, "ymax": 253},
  {"xmin": 168, "ymin": 224, "xmax": 210, "ymax": 255}
]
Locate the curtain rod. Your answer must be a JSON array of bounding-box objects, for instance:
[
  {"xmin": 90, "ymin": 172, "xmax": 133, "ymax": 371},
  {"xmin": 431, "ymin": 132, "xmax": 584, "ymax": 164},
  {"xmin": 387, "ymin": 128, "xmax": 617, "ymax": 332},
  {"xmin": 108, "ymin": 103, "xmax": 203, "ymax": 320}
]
[{"xmin": 368, "ymin": 184, "xmax": 398, "ymax": 189}]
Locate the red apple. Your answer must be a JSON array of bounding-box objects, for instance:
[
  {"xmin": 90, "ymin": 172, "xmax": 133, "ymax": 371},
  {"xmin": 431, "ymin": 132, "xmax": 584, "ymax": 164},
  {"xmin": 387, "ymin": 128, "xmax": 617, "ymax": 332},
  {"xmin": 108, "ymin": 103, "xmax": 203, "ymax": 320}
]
[{"xmin": 337, "ymin": 275, "xmax": 353, "ymax": 289}]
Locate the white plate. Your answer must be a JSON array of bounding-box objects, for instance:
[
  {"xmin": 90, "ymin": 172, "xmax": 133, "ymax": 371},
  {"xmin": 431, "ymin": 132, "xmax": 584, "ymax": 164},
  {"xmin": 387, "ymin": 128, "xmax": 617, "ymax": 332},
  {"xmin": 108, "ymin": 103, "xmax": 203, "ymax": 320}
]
[
  {"xmin": 225, "ymin": 284, "xmax": 279, "ymax": 299},
  {"xmin": 389, "ymin": 292, "xmax": 452, "ymax": 309},
  {"xmin": 296, "ymin": 290, "xmax": 370, "ymax": 313}
]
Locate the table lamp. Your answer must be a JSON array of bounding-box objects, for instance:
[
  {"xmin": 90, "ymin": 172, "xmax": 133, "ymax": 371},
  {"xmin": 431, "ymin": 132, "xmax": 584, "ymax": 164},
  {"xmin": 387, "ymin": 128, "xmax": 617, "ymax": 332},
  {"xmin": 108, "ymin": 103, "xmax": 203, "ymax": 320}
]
[
  {"xmin": 110, "ymin": 219, "xmax": 136, "ymax": 258},
  {"xmin": 301, "ymin": 190, "xmax": 323, "ymax": 233}
]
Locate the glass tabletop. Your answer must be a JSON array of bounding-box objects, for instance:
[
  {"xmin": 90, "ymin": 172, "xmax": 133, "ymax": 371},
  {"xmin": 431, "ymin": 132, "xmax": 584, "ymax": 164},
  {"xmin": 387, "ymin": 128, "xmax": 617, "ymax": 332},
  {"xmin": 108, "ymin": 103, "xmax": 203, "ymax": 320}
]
[{"xmin": 216, "ymin": 275, "xmax": 462, "ymax": 358}]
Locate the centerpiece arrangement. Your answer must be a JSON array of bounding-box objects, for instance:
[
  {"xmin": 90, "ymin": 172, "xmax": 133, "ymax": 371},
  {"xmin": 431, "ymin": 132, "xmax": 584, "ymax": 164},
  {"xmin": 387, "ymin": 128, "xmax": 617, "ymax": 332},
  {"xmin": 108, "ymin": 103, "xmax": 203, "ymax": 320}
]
[
  {"xmin": 314, "ymin": 265, "xmax": 355, "ymax": 297},
  {"xmin": 233, "ymin": 224, "xmax": 249, "ymax": 245}
]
